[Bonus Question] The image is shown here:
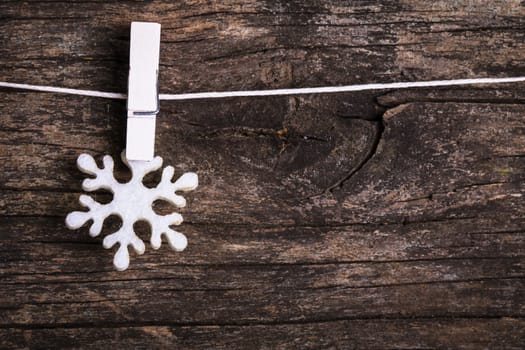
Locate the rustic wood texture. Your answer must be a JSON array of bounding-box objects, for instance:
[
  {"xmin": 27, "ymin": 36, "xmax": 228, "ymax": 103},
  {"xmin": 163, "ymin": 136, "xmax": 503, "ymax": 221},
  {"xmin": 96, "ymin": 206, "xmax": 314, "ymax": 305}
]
[{"xmin": 1, "ymin": 1, "xmax": 524, "ymax": 349}]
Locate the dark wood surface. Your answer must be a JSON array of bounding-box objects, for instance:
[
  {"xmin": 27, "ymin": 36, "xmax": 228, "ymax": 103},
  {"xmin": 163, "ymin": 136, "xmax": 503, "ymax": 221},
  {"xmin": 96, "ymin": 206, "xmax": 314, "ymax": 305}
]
[{"xmin": 1, "ymin": 1, "xmax": 524, "ymax": 349}]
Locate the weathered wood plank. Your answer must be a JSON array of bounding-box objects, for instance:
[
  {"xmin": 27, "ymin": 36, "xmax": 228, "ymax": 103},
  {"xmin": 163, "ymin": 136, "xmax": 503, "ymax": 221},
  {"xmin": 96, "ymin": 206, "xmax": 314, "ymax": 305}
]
[
  {"xmin": 2, "ymin": 318, "xmax": 524, "ymax": 350},
  {"xmin": 2, "ymin": 217, "xmax": 524, "ymax": 272}
]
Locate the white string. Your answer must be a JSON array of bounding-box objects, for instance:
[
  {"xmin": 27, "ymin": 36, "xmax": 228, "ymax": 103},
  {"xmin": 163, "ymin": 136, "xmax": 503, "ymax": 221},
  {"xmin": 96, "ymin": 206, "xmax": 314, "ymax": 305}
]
[
  {"xmin": 1, "ymin": 77, "xmax": 525, "ymax": 101},
  {"xmin": 0, "ymin": 82, "xmax": 126, "ymax": 99}
]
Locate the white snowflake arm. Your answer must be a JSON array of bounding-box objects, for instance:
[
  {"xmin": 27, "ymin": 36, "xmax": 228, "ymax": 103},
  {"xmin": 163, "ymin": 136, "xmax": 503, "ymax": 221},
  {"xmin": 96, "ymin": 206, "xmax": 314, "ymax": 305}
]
[
  {"xmin": 147, "ymin": 166, "xmax": 198, "ymax": 251},
  {"xmin": 155, "ymin": 166, "xmax": 199, "ymax": 207},
  {"xmin": 65, "ymin": 154, "xmax": 118, "ymax": 236},
  {"xmin": 65, "ymin": 194, "xmax": 113, "ymax": 236},
  {"xmin": 78, "ymin": 153, "xmax": 118, "ymax": 191},
  {"xmin": 102, "ymin": 223, "xmax": 146, "ymax": 271},
  {"xmin": 123, "ymin": 153, "xmax": 163, "ymax": 182},
  {"xmin": 149, "ymin": 213, "xmax": 187, "ymax": 251}
]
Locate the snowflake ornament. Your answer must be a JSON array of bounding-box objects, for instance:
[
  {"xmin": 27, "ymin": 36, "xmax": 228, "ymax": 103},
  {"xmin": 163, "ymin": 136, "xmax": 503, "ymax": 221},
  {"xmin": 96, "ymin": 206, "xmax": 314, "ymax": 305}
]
[{"xmin": 65, "ymin": 152, "xmax": 198, "ymax": 271}]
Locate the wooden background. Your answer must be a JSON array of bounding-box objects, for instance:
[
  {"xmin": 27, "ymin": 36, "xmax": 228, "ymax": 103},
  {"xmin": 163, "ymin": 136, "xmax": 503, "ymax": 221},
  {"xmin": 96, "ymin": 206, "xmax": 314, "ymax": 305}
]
[{"xmin": 1, "ymin": 1, "xmax": 524, "ymax": 348}]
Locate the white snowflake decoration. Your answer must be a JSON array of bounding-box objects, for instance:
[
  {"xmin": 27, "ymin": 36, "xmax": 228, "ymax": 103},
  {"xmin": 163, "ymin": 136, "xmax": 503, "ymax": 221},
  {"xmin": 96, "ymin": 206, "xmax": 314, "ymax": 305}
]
[{"xmin": 65, "ymin": 152, "xmax": 198, "ymax": 271}]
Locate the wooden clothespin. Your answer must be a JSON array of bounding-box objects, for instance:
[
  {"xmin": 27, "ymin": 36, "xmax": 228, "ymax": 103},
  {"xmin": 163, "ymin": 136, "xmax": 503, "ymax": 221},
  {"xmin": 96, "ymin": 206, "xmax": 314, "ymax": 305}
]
[{"xmin": 125, "ymin": 22, "xmax": 161, "ymax": 161}]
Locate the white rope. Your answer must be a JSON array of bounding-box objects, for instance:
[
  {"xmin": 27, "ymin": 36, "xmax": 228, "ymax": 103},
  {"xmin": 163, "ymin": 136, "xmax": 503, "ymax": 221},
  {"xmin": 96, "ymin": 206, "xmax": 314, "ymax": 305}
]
[
  {"xmin": 0, "ymin": 82, "xmax": 126, "ymax": 99},
  {"xmin": 1, "ymin": 77, "xmax": 525, "ymax": 101}
]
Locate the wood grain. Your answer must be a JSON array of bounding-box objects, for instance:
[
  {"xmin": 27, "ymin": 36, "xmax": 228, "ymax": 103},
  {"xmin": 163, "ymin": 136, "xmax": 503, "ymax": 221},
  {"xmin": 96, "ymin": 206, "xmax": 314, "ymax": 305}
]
[{"xmin": 0, "ymin": 1, "xmax": 524, "ymax": 349}]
